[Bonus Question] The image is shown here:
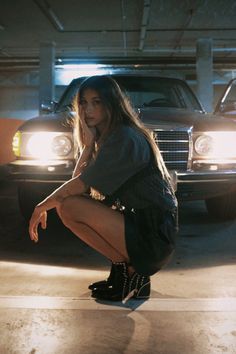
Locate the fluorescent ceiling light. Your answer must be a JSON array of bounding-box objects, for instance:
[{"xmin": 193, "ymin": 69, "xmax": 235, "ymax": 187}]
[{"xmin": 55, "ymin": 64, "xmax": 111, "ymax": 85}]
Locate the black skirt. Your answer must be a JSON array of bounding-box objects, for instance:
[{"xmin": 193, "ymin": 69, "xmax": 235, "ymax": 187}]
[{"xmin": 124, "ymin": 205, "xmax": 178, "ymax": 276}]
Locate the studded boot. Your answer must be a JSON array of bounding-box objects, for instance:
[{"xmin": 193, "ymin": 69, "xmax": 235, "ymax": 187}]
[
  {"xmin": 91, "ymin": 262, "xmax": 129, "ymax": 301},
  {"xmin": 122, "ymin": 272, "xmax": 151, "ymax": 303},
  {"xmin": 88, "ymin": 262, "xmax": 116, "ymax": 290},
  {"xmin": 91, "ymin": 263, "xmax": 151, "ymax": 302}
]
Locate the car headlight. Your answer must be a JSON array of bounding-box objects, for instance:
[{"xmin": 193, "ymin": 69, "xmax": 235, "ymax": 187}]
[
  {"xmin": 194, "ymin": 132, "xmax": 236, "ymax": 158},
  {"xmin": 13, "ymin": 131, "xmax": 73, "ymax": 160},
  {"xmin": 27, "ymin": 132, "xmax": 72, "ymax": 159},
  {"xmin": 51, "ymin": 135, "xmax": 72, "ymax": 156},
  {"xmin": 194, "ymin": 135, "xmax": 213, "ymax": 155},
  {"xmin": 12, "ymin": 131, "xmax": 21, "ymax": 157}
]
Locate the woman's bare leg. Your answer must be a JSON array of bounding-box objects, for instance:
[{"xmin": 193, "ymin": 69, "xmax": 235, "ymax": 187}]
[
  {"xmin": 62, "ymin": 221, "xmax": 128, "ymax": 262},
  {"xmin": 57, "ymin": 195, "xmax": 130, "ymax": 263}
]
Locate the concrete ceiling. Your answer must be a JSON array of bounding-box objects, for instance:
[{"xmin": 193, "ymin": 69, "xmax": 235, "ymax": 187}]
[{"xmin": 1, "ymin": 0, "xmax": 236, "ymax": 72}]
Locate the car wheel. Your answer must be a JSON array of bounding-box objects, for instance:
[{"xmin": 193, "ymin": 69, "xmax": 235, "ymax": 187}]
[{"xmin": 205, "ymin": 192, "xmax": 236, "ymax": 220}]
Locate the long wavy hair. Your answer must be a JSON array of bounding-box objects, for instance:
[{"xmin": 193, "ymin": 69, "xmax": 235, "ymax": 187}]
[{"xmin": 73, "ymin": 75, "xmax": 171, "ymax": 182}]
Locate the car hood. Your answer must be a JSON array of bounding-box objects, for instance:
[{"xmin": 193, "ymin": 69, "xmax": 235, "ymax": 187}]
[
  {"xmin": 18, "ymin": 107, "xmax": 236, "ymax": 133},
  {"xmin": 138, "ymin": 107, "xmax": 236, "ymax": 131},
  {"xmin": 18, "ymin": 111, "xmax": 72, "ymax": 132}
]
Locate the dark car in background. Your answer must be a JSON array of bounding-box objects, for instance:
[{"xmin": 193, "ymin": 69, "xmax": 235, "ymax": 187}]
[{"xmin": 8, "ymin": 74, "xmax": 236, "ymax": 220}]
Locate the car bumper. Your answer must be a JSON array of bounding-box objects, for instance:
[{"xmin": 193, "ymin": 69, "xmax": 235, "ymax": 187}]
[
  {"xmin": 8, "ymin": 160, "xmax": 74, "ymax": 183},
  {"xmin": 177, "ymin": 170, "xmax": 236, "ymax": 200},
  {"xmin": 8, "ymin": 161, "xmax": 236, "ymax": 200}
]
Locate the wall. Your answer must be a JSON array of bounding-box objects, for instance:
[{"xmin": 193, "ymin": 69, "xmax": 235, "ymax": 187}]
[
  {"xmin": 0, "ymin": 118, "xmax": 24, "ymax": 164},
  {"xmin": 0, "ymin": 82, "xmax": 65, "ymax": 165},
  {"xmin": 0, "ymin": 86, "xmax": 39, "ymax": 120},
  {"xmin": 0, "ymin": 85, "xmax": 38, "ymax": 164}
]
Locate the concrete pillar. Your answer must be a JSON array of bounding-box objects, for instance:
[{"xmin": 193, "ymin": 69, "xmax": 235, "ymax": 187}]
[
  {"xmin": 39, "ymin": 42, "xmax": 55, "ymax": 112},
  {"xmin": 196, "ymin": 38, "xmax": 213, "ymax": 112}
]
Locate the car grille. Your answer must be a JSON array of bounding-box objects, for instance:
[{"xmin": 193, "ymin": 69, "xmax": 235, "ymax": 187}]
[{"xmin": 153, "ymin": 130, "xmax": 189, "ymax": 171}]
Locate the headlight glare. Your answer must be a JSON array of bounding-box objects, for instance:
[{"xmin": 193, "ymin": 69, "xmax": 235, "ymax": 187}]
[
  {"xmin": 26, "ymin": 132, "xmax": 72, "ymax": 159},
  {"xmin": 195, "ymin": 132, "xmax": 236, "ymax": 158}
]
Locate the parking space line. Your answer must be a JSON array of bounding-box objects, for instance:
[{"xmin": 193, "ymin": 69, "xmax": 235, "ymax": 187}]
[{"xmin": 0, "ymin": 296, "xmax": 235, "ymax": 311}]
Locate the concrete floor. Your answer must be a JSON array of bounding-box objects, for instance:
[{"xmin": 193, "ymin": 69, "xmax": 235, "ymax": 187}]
[{"xmin": 0, "ymin": 181, "xmax": 236, "ymax": 354}]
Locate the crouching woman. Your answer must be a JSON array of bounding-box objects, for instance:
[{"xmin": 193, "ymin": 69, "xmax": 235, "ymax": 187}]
[{"xmin": 29, "ymin": 75, "xmax": 178, "ymax": 302}]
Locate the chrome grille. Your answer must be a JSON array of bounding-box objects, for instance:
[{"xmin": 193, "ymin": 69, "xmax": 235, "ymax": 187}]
[{"xmin": 154, "ymin": 130, "xmax": 189, "ymax": 171}]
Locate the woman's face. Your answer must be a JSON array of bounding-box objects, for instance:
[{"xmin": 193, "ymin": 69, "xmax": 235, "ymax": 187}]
[{"xmin": 79, "ymin": 88, "xmax": 108, "ymax": 132}]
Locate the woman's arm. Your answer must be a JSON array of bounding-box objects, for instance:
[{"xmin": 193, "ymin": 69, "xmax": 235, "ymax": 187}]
[
  {"xmin": 29, "ymin": 175, "xmax": 87, "ymax": 243},
  {"xmin": 72, "ymin": 145, "xmax": 94, "ymax": 178},
  {"xmin": 39, "ymin": 175, "xmax": 87, "ymax": 209},
  {"xmin": 29, "ymin": 104, "xmax": 97, "ymax": 242}
]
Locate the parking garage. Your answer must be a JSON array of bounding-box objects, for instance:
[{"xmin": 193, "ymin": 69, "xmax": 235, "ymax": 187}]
[{"xmin": 0, "ymin": 1, "xmax": 236, "ymax": 353}]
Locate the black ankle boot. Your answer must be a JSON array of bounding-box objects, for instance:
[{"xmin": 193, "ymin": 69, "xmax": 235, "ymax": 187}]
[
  {"xmin": 122, "ymin": 272, "xmax": 151, "ymax": 303},
  {"xmin": 91, "ymin": 263, "xmax": 151, "ymax": 303},
  {"xmin": 91, "ymin": 262, "xmax": 129, "ymax": 301},
  {"xmin": 88, "ymin": 262, "xmax": 116, "ymax": 290}
]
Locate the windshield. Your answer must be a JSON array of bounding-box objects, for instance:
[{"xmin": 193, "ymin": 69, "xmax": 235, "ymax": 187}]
[{"xmin": 56, "ymin": 75, "xmax": 202, "ymax": 112}]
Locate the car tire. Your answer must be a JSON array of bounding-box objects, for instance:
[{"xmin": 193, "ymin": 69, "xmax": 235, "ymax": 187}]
[{"xmin": 205, "ymin": 192, "xmax": 236, "ymax": 220}]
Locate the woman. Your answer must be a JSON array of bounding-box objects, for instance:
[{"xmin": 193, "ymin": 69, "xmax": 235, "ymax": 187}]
[{"xmin": 29, "ymin": 75, "xmax": 178, "ymax": 303}]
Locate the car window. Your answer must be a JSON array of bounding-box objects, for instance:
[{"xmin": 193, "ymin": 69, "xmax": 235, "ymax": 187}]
[
  {"xmin": 115, "ymin": 76, "xmax": 202, "ymax": 111},
  {"xmin": 55, "ymin": 79, "xmax": 83, "ymax": 112},
  {"xmin": 124, "ymin": 85, "xmax": 183, "ymax": 108},
  {"xmin": 56, "ymin": 76, "xmax": 202, "ymax": 113},
  {"xmin": 176, "ymin": 84, "xmax": 202, "ymax": 110}
]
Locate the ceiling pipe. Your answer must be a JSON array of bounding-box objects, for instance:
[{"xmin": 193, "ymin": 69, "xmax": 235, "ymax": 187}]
[
  {"xmin": 143, "ymin": 47, "xmax": 236, "ymax": 53},
  {"xmin": 1, "ymin": 56, "xmax": 236, "ymax": 65},
  {"xmin": 120, "ymin": 0, "xmax": 127, "ymax": 56},
  {"xmin": 171, "ymin": 8, "xmax": 195, "ymax": 56},
  {"xmin": 49, "ymin": 27, "xmax": 236, "ymax": 34},
  {"xmin": 1, "ymin": 46, "xmax": 236, "ymax": 61},
  {"xmin": 139, "ymin": 0, "xmax": 151, "ymax": 51},
  {"xmin": 33, "ymin": 0, "xmax": 64, "ymax": 31}
]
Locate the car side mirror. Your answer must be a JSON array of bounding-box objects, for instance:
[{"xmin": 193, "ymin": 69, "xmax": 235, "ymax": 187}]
[{"xmin": 40, "ymin": 100, "xmax": 57, "ymax": 114}]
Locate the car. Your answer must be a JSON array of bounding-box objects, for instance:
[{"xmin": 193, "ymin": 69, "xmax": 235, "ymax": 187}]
[
  {"xmin": 8, "ymin": 74, "xmax": 236, "ymax": 220},
  {"xmin": 214, "ymin": 78, "xmax": 236, "ymax": 119}
]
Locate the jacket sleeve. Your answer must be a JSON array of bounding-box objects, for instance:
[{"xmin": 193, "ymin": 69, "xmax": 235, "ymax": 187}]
[{"xmin": 79, "ymin": 126, "xmax": 151, "ymax": 195}]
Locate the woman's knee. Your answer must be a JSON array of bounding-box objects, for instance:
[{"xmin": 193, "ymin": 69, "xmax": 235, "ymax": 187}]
[{"xmin": 57, "ymin": 195, "xmax": 83, "ymax": 225}]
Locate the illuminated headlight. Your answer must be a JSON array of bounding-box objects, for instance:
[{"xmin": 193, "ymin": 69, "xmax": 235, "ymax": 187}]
[
  {"xmin": 27, "ymin": 132, "xmax": 72, "ymax": 159},
  {"xmin": 12, "ymin": 130, "xmax": 73, "ymax": 162},
  {"xmin": 194, "ymin": 132, "xmax": 236, "ymax": 158},
  {"xmin": 12, "ymin": 131, "xmax": 21, "ymax": 157}
]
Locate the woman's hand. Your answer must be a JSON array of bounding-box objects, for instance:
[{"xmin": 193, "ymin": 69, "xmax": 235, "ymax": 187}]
[
  {"xmin": 79, "ymin": 106, "xmax": 96, "ymax": 147},
  {"xmin": 28, "ymin": 175, "xmax": 87, "ymax": 243},
  {"xmin": 28, "ymin": 192, "xmax": 58, "ymax": 242},
  {"xmin": 29, "ymin": 205, "xmax": 47, "ymax": 243}
]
